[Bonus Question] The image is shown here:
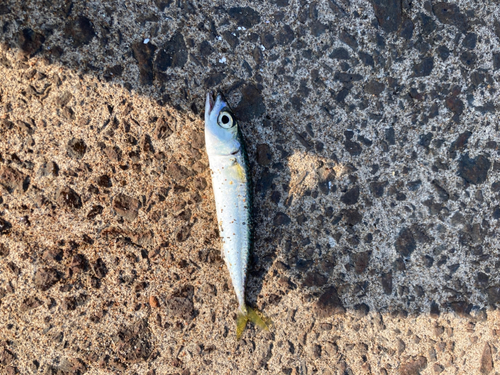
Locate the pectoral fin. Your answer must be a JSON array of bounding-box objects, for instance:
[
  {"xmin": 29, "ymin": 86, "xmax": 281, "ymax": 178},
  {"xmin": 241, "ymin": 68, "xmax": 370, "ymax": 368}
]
[{"xmin": 228, "ymin": 159, "xmax": 247, "ymax": 183}]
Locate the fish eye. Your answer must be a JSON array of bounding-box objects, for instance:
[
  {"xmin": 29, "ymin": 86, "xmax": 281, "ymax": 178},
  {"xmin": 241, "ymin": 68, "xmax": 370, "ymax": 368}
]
[{"xmin": 217, "ymin": 110, "xmax": 234, "ymax": 129}]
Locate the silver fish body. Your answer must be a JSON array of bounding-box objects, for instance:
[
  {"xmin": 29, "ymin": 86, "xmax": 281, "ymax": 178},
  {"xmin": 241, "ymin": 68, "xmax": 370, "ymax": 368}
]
[
  {"xmin": 205, "ymin": 92, "xmax": 269, "ymax": 339},
  {"xmin": 205, "ymin": 92, "xmax": 250, "ymax": 312}
]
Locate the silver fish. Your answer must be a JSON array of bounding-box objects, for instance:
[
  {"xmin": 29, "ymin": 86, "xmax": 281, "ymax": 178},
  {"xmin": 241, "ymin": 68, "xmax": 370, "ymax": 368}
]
[{"xmin": 204, "ymin": 92, "xmax": 270, "ymax": 339}]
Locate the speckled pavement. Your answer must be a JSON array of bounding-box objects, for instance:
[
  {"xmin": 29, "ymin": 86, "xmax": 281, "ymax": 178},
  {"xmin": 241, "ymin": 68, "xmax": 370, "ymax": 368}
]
[{"xmin": 1, "ymin": 0, "xmax": 500, "ymax": 374}]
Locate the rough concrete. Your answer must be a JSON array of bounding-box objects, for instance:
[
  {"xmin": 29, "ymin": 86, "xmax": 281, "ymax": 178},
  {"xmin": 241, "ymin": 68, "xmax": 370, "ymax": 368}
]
[{"xmin": 1, "ymin": 0, "xmax": 500, "ymax": 374}]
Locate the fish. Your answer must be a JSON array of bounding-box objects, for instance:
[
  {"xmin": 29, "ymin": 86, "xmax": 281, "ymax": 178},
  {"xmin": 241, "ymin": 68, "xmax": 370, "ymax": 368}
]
[{"xmin": 204, "ymin": 91, "xmax": 271, "ymax": 339}]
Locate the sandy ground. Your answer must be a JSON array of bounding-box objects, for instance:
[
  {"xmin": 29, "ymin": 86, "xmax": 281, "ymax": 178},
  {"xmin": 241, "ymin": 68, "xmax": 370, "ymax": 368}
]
[{"xmin": 1, "ymin": 0, "xmax": 500, "ymax": 374}]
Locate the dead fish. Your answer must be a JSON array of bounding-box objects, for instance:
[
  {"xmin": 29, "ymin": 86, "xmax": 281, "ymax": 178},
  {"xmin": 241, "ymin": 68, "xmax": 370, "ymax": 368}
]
[{"xmin": 204, "ymin": 91, "xmax": 271, "ymax": 339}]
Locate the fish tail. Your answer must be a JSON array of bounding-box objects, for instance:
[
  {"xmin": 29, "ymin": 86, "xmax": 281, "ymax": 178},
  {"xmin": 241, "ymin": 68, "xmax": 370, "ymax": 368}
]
[{"xmin": 236, "ymin": 305, "xmax": 272, "ymax": 340}]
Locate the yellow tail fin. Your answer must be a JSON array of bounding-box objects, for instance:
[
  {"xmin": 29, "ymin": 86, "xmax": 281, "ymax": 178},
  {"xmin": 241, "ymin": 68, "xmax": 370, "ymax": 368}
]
[{"xmin": 236, "ymin": 306, "xmax": 272, "ymax": 340}]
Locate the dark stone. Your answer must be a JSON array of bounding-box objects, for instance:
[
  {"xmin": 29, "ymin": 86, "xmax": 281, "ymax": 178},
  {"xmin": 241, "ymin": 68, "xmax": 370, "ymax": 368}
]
[
  {"xmin": 0, "ymin": 166, "xmax": 28, "ymax": 194},
  {"xmin": 430, "ymin": 301, "xmax": 440, "ymax": 317},
  {"xmin": 395, "ymin": 227, "xmax": 416, "ymax": 257},
  {"xmin": 431, "ymin": 180, "xmax": 449, "ymax": 201},
  {"xmin": 153, "ymin": 0, "xmax": 172, "ymax": 11},
  {"xmin": 358, "ymin": 52, "xmax": 374, "ymax": 67},
  {"xmin": 365, "ymin": 80, "xmax": 385, "ymax": 95},
  {"xmin": 92, "ymin": 258, "xmax": 108, "ymax": 279},
  {"xmin": 294, "ymin": 132, "xmax": 312, "ymax": 149},
  {"xmin": 261, "ymin": 33, "xmax": 275, "ymax": 50},
  {"xmin": 0, "ymin": 244, "xmax": 8, "ymax": 256},
  {"xmin": 296, "ymin": 259, "xmax": 313, "ymax": 272},
  {"xmin": 115, "ymin": 321, "xmax": 152, "ymax": 363},
  {"xmin": 341, "ymin": 186, "xmax": 359, "ymax": 205},
  {"xmin": 399, "ymin": 356, "xmax": 427, "ymax": 375},
  {"xmin": 63, "ymin": 296, "xmax": 77, "ymax": 311},
  {"xmin": 67, "ymin": 138, "xmax": 87, "ymax": 159},
  {"xmin": 339, "ymin": 30, "xmax": 358, "ymax": 49},
  {"xmin": 113, "ymin": 194, "xmax": 140, "ymax": 221},
  {"xmin": 437, "ymin": 45, "xmax": 450, "ymax": 61},
  {"xmin": 256, "ymin": 169, "xmax": 276, "ymax": 197},
  {"xmin": 470, "ymin": 70, "xmax": 486, "ymax": 87},
  {"xmin": 423, "ymin": 255, "xmax": 434, "ymax": 268},
  {"xmin": 334, "ymin": 72, "xmax": 362, "ymax": 82},
  {"xmin": 302, "ymin": 271, "xmax": 328, "ymax": 287},
  {"xmin": 354, "ymin": 303, "xmax": 370, "ymax": 317},
  {"xmin": 274, "ymin": 212, "xmax": 291, "ymax": 226},
  {"xmin": 330, "ymin": 48, "xmax": 349, "ymax": 59},
  {"xmin": 351, "ymin": 251, "xmax": 371, "ymax": 273},
  {"xmin": 486, "ymin": 285, "xmax": 500, "ymax": 305},
  {"xmin": 277, "ymin": 25, "xmax": 295, "ymax": 45},
  {"xmin": 103, "ymin": 145, "xmax": 122, "ymax": 161},
  {"xmin": 460, "ymin": 51, "xmax": 476, "ymax": 67},
  {"xmin": 0, "ymin": 4, "xmax": 10, "ymax": 14},
  {"xmin": 432, "ymin": 2, "xmax": 467, "ymax": 32},
  {"xmin": 419, "ymin": 133, "xmax": 433, "ymax": 147},
  {"xmin": 176, "ymin": 226, "xmax": 191, "ymax": 242},
  {"xmin": 476, "ymin": 272, "xmax": 489, "ymax": 289},
  {"xmin": 20, "ymin": 296, "xmax": 43, "ymax": 312},
  {"xmin": 227, "ymin": 7, "xmax": 261, "ymax": 29},
  {"xmin": 34, "ymin": 267, "xmax": 60, "ymax": 291},
  {"xmin": 222, "ymin": 31, "xmax": 239, "ymax": 50},
  {"xmin": 480, "ymin": 343, "xmax": 493, "ymax": 374},
  {"xmin": 400, "ymin": 18, "xmax": 414, "ymax": 39},
  {"xmin": 141, "ymin": 134, "xmax": 154, "ymax": 153},
  {"xmin": 15, "ymin": 119, "xmax": 34, "ymax": 134},
  {"xmin": 199, "ymin": 41, "xmax": 214, "ymax": 56},
  {"xmin": 256, "ymin": 144, "xmax": 272, "ymax": 165},
  {"xmin": 154, "ymin": 118, "xmax": 173, "ymax": 140},
  {"xmin": 273, "ymin": 0, "xmax": 289, "ymax": 6},
  {"xmin": 493, "ymin": 53, "xmax": 500, "ymax": 70},
  {"xmin": 18, "ymin": 28, "xmax": 45, "ymax": 56},
  {"xmin": 458, "ymin": 154, "xmax": 491, "ymax": 185},
  {"xmin": 48, "ymin": 358, "xmax": 87, "ymax": 375},
  {"xmin": 155, "ymin": 32, "xmax": 187, "ymax": 71},
  {"xmin": 57, "ymin": 187, "xmax": 82, "ymax": 209},
  {"xmin": 344, "ymin": 139, "xmax": 362, "ymax": 156},
  {"xmin": 87, "ymin": 205, "xmax": 103, "ymax": 219},
  {"xmin": 495, "ymin": 19, "xmax": 500, "ymax": 40},
  {"xmin": 385, "ymin": 127, "xmax": 395, "ymax": 145},
  {"xmin": 57, "ymin": 91, "xmax": 73, "ymax": 107},
  {"xmin": 234, "ymin": 84, "xmax": 266, "ymax": 121},
  {"xmin": 315, "ymin": 286, "xmax": 345, "ymax": 318},
  {"xmin": 381, "ymin": 271, "xmax": 392, "ymax": 294},
  {"xmin": 370, "ymin": 0, "xmax": 402, "ymax": 33},
  {"xmin": 449, "ymin": 131, "xmax": 472, "ymax": 158},
  {"xmin": 413, "ymin": 57, "xmax": 434, "ymax": 77},
  {"xmin": 64, "ymin": 16, "xmax": 96, "ymax": 47},
  {"xmin": 6, "ymin": 261, "xmax": 20, "ymax": 275},
  {"xmin": 167, "ymin": 163, "xmax": 192, "ymax": 180},
  {"xmin": 370, "ymin": 181, "xmax": 387, "ymax": 197},
  {"xmin": 310, "ymin": 21, "xmax": 327, "ymax": 36},
  {"xmin": 462, "ymin": 33, "xmax": 477, "ymax": 49},
  {"xmin": 97, "ymin": 175, "xmax": 112, "ymax": 188},
  {"xmin": 131, "ymin": 41, "xmax": 156, "ymax": 85},
  {"xmin": 103, "ymin": 65, "xmax": 124, "ymax": 81},
  {"xmin": 445, "ymin": 96, "xmax": 464, "ymax": 122},
  {"xmin": 343, "ymin": 209, "xmax": 362, "ymax": 226},
  {"xmin": 493, "ymin": 206, "xmax": 500, "ymax": 220},
  {"xmin": 335, "ymin": 87, "xmax": 350, "ymax": 103},
  {"xmin": 166, "ymin": 296, "xmax": 194, "ymax": 319}
]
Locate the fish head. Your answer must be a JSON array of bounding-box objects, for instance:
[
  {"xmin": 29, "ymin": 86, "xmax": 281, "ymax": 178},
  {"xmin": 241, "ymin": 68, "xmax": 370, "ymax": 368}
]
[{"xmin": 205, "ymin": 92, "xmax": 241, "ymax": 156}]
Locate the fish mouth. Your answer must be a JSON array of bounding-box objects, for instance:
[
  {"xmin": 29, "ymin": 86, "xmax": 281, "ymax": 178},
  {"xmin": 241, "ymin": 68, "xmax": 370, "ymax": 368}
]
[
  {"xmin": 206, "ymin": 91, "xmax": 226, "ymax": 116},
  {"xmin": 206, "ymin": 91, "xmax": 215, "ymax": 115}
]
